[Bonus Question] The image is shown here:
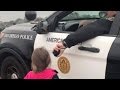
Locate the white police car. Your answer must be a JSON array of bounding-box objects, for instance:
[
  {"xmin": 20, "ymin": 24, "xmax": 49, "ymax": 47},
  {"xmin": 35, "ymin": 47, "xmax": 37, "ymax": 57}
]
[{"xmin": 0, "ymin": 11, "xmax": 119, "ymax": 79}]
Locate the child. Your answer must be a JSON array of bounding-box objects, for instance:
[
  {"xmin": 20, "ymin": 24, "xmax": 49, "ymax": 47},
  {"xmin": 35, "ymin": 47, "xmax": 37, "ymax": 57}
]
[{"xmin": 24, "ymin": 47, "xmax": 59, "ymax": 79}]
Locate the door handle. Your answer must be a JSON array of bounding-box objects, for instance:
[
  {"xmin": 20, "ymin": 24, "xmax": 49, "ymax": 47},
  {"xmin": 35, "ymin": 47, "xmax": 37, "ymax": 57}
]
[{"xmin": 78, "ymin": 46, "xmax": 100, "ymax": 53}]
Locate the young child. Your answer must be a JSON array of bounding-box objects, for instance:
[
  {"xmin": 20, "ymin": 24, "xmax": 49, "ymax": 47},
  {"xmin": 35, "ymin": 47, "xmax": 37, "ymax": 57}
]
[{"xmin": 24, "ymin": 47, "xmax": 59, "ymax": 79}]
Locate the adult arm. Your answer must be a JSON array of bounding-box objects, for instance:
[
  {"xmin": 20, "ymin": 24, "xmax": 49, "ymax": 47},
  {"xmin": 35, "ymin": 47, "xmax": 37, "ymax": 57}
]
[{"xmin": 64, "ymin": 19, "xmax": 113, "ymax": 48}]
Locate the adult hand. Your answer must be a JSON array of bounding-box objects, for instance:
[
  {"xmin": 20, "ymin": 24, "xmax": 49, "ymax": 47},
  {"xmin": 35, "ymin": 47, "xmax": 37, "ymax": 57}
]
[{"xmin": 53, "ymin": 42, "xmax": 66, "ymax": 57}]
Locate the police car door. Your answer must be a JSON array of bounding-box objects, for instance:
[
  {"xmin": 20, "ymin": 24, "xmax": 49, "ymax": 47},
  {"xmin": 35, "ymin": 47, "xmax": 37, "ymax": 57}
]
[{"xmin": 34, "ymin": 11, "xmax": 118, "ymax": 79}]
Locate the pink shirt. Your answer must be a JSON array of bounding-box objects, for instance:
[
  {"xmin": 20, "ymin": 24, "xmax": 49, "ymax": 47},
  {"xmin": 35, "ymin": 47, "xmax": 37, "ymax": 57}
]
[{"xmin": 24, "ymin": 68, "xmax": 57, "ymax": 79}]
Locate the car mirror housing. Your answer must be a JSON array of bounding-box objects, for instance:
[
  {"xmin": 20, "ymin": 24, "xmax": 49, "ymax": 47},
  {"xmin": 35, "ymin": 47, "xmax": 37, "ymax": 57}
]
[{"xmin": 33, "ymin": 20, "xmax": 49, "ymax": 34}]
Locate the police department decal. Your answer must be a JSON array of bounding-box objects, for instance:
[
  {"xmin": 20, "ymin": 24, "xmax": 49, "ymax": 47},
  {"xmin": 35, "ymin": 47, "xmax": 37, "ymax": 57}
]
[
  {"xmin": 4, "ymin": 34, "xmax": 33, "ymax": 40},
  {"xmin": 58, "ymin": 56, "xmax": 70, "ymax": 74}
]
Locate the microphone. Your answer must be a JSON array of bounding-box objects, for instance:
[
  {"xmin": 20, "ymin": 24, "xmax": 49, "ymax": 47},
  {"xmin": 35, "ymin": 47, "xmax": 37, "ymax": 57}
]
[{"xmin": 53, "ymin": 50, "xmax": 60, "ymax": 57}]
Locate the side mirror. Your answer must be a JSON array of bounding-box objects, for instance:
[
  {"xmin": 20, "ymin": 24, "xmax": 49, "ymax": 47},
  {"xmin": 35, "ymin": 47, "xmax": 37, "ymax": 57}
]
[{"xmin": 33, "ymin": 20, "xmax": 49, "ymax": 34}]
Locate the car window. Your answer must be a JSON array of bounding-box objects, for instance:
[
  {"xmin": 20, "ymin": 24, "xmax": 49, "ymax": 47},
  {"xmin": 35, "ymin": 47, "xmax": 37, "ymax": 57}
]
[
  {"xmin": 56, "ymin": 11, "xmax": 100, "ymax": 32},
  {"xmin": 62, "ymin": 11, "xmax": 100, "ymax": 21}
]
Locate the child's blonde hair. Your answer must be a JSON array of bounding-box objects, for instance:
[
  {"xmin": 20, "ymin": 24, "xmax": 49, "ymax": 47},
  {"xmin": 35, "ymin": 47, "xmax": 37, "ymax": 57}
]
[{"xmin": 31, "ymin": 47, "xmax": 51, "ymax": 72}]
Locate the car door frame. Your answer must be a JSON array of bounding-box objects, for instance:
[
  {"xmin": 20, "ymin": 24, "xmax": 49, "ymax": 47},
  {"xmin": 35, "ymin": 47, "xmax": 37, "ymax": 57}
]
[{"xmin": 46, "ymin": 11, "xmax": 73, "ymax": 32}]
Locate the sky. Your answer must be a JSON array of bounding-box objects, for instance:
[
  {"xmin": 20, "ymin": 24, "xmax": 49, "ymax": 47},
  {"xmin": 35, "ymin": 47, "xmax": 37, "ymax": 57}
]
[{"xmin": 0, "ymin": 11, "xmax": 55, "ymax": 22}]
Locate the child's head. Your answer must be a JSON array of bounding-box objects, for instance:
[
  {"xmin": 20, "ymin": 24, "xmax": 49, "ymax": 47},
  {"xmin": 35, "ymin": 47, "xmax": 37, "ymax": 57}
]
[{"xmin": 31, "ymin": 47, "xmax": 51, "ymax": 72}]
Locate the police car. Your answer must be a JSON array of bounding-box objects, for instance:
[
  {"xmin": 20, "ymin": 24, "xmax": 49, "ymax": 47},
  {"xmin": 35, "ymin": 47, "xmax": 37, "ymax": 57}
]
[{"xmin": 0, "ymin": 11, "xmax": 119, "ymax": 79}]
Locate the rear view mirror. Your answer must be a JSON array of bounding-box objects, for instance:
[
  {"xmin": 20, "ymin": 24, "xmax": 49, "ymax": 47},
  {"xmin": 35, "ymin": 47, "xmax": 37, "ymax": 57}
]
[{"xmin": 33, "ymin": 20, "xmax": 48, "ymax": 34}]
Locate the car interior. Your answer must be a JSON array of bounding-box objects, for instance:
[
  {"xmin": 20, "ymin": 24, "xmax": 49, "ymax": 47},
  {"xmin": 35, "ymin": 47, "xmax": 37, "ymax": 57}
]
[{"xmin": 55, "ymin": 11, "xmax": 105, "ymax": 33}]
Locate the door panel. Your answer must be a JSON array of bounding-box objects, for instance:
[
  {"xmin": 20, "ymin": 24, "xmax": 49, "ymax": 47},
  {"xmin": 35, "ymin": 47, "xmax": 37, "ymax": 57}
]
[{"xmin": 34, "ymin": 33, "xmax": 116, "ymax": 79}]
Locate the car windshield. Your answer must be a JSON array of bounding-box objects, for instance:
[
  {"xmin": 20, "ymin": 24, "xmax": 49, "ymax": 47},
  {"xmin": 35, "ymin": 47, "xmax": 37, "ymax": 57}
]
[{"xmin": 62, "ymin": 11, "xmax": 100, "ymax": 21}]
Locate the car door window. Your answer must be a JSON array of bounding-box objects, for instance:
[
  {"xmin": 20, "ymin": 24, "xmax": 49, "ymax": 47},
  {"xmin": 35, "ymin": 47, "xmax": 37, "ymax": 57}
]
[
  {"xmin": 62, "ymin": 11, "xmax": 100, "ymax": 20},
  {"xmin": 55, "ymin": 11, "xmax": 100, "ymax": 32}
]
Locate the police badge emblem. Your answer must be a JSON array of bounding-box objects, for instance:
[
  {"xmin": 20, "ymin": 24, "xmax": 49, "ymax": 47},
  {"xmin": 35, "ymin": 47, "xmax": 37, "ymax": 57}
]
[{"xmin": 58, "ymin": 56, "xmax": 70, "ymax": 74}]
